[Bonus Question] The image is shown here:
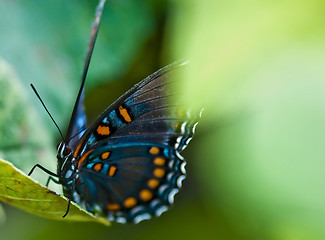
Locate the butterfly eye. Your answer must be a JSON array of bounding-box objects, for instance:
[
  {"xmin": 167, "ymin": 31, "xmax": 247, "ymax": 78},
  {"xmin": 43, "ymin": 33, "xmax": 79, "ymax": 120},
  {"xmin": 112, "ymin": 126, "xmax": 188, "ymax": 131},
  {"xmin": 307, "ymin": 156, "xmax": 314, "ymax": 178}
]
[
  {"xmin": 57, "ymin": 142, "xmax": 62, "ymax": 150},
  {"xmin": 63, "ymin": 146, "xmax": 72, "ymax": 156}
]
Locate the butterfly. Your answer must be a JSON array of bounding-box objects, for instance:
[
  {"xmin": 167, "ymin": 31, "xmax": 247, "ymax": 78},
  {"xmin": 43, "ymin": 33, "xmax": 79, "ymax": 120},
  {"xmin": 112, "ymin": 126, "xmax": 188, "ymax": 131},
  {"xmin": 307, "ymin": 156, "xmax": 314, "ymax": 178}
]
[{"xmin": 29, "ymin": 0, "xmax": 203, "ymax": 224}]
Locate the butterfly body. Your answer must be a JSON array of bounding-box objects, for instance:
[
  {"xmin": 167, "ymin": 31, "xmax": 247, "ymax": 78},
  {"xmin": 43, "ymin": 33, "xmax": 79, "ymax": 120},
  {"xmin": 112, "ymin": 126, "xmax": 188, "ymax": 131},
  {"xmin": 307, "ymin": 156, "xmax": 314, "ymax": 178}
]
[{"xmin": 28, "ymin": 0, "xmax": 202, "ymax": 224}]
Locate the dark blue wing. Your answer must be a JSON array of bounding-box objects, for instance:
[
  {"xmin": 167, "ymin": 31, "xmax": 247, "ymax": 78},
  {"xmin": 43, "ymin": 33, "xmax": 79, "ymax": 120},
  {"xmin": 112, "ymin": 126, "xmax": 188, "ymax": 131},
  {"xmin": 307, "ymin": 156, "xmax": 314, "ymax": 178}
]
[
  {"xmin": 69, "ymin": 62, "xmax": 203, "ymax": 223},
  {"xmin": 65, "ymin": 89, "xmax": 87, "ymax": 150},
  {"xmin": 72, "ymin": 143, "xmax": 186, "ymax": 223}
]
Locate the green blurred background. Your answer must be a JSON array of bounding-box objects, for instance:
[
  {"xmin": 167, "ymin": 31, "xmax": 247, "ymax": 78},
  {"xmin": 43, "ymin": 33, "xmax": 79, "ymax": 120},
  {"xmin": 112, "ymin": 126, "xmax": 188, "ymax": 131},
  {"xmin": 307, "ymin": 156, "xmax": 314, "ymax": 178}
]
[{"xmin": 1, "ymin": 0, "xmax": 325, "ymax": 239}]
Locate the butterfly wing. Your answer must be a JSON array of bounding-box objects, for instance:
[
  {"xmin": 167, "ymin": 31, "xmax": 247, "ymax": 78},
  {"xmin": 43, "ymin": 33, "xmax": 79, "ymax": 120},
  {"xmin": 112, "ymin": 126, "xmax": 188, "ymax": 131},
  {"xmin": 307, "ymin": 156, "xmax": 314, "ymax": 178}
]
[
  {"xmin": 65, "ymin": 89, "xmax": 87, "ymax": 150},
  {"xmin": 73, "ymin": 143, "xmax": 186, "ymax": 223},
  {"xmin": 67, "ymin": 62, "xmax": 202, "ymax": 223}
]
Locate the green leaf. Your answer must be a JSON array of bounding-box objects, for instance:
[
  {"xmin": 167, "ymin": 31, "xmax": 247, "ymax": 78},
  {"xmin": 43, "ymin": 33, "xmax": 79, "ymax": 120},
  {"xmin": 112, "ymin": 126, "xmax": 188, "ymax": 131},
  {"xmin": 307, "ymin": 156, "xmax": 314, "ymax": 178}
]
[{"xmin": 0, "ymin": 158, "xmax": 109, "ymax": 226}]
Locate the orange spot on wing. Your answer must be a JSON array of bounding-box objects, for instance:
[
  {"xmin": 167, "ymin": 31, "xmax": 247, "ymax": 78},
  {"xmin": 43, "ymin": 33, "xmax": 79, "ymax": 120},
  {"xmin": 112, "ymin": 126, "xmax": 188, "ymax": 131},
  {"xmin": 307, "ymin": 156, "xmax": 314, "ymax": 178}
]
[
  {"xmin": 149, "ymin": 147, "xmax": 160, "ymax": 155},
  {"xmin": 97, "ymin": 125, "xmax": 111, "ymax": 135},
  {"xmin": 147, "ymin": 179, "xmax": 159, "ymax": 189},
  {"xmin": 119, "ymin": 106, "xmax": 132, "ymax": 123},
  {"xmin": 153, "ymin": 157, "xmax": 165, "ymax": 166},
  {"xmin": 93, "ymin": 163, "xmax": 103, "ymax": 172},
  {"xmin": 139, "ymin": 189, "xmax": 153, "ymax": 201},
  {"xmin": 77, "ymin": 150, "xmax": 94, "ymax": 168},
  {"xmin": 74, "ymin": 141, "xmax": 83, "ymax": 158},
  {"xmin": 108, "ymin": 165, "xmax": 117, "ymax": 177},
  {"xmin": 153, "ymin": 168, "xmax": 165, "ymax": 178},
  {"xmin": 101, "ymin": 151, "xmax": 111, "ymax": 160},
  {"xmin": 106, "ymin": 203, "xmax": 120, "ymax": 211},
  {"xmin": 124, "ymin": 197, "xmax": 137, "ymax": 208}
]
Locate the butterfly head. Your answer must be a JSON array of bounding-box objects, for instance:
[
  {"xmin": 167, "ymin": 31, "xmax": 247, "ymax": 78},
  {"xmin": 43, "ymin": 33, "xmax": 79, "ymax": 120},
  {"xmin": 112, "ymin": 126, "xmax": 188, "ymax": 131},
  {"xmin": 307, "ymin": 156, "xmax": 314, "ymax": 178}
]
[
  {"xmin": 57, "ymin": 142, "xmax": 72, "ymax": 159},
  {"xmin": 56, "ymin": 142, "xmax": 78, "ymax": 182}
]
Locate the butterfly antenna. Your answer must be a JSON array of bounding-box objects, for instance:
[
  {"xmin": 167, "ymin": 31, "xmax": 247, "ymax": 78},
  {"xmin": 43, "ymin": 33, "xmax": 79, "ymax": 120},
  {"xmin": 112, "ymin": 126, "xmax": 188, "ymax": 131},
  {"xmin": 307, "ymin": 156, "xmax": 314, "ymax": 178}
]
[
  {"xmin": 30, "ymin": 84, "xmax": 64, "ymax": 141},
  {"xmin": 65, "ymin": 0, "xmax": 106, "ymax": 141}
]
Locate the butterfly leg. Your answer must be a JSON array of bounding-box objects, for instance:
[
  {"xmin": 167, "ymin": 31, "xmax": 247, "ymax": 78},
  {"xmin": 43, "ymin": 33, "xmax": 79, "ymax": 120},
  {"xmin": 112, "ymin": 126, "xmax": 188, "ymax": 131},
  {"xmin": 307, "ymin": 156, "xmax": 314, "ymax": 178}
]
[
  {"xmin": 29, "ymin": 164, "xmax": 71, "ymax": 217},
  {"xmin": 62, "ymin": 199, "xmax": 71, "ymax": 218},
  {"xmin": 46, "ymin": 176, "xmax": 60, "ymax": 187},
  {"xmin": 28, "ymin": 164, "xmax": 59, "ymax": 177}
]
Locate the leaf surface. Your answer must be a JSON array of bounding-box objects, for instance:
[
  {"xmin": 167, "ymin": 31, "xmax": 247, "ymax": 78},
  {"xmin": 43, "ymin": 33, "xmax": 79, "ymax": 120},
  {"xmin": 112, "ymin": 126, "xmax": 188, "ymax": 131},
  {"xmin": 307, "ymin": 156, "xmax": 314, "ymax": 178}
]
[{"xmin": 0, "ymin": 158, "xmax": 110, "ymax": 226}]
